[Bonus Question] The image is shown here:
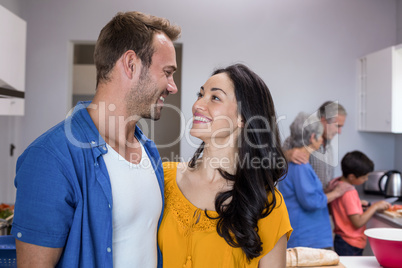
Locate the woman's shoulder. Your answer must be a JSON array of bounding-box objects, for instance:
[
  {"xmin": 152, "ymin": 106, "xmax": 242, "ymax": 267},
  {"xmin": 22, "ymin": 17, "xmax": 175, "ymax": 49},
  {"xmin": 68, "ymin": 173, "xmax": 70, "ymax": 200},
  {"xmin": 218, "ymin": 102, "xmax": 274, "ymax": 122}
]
[
  {"xmin": 289, "ymin": 162, "xmax": 316, "ymax": 175},
  {"xmin": 162, "ymin": 161, "xmax": 179, "ymax": 170},
  {"xmin": 163, "ymin": 162, "xmax": 188, "ymax": 183},
  {"xmin": 263, "ymin": 190, "xmax": 289, "ymax": 220},
  {"xmin": 257, "ymin": 189, "xmax": 293, "ymax": 256},
  {"xmin": 271, "ymin": 190, "xmax": 287, "ymax": 211},
  {"xmin": 162, "ymin": 162, "xmax": 179, "ymax": 181}
]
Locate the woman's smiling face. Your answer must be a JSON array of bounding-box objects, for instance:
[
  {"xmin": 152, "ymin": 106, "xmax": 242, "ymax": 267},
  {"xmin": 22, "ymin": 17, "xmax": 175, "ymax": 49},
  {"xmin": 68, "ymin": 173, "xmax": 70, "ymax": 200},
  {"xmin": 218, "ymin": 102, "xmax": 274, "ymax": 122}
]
[{"xmin": 190, "ymin": 72, "xmax": 242, "ymax": 144}]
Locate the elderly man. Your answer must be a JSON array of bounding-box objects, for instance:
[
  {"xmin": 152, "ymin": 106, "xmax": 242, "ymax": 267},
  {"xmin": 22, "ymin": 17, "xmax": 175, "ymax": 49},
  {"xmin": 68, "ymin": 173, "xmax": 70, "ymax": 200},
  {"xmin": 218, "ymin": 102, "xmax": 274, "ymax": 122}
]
[
  {"xmin": 283, "ymin": 101, "xmax": 347, "ymax": 189},
  {"xmin": 12, "ymin": 11, "xmax": 181, "ymax": 268}
]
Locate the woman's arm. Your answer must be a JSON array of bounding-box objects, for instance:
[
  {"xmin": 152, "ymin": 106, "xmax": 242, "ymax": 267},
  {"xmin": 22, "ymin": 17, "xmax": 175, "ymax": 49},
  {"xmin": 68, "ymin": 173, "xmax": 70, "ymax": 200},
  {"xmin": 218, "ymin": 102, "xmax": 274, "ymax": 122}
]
[
  {"xmin": 325, "ymin": 182, "xmax": 352, "ymax": 203},
  {"xmin": 293, "ymin": 165, "xmax": 327, "ymax": 210},
  {"xmin": 258, "ymin": 234, "xmax": 287, "ymax": 268}
]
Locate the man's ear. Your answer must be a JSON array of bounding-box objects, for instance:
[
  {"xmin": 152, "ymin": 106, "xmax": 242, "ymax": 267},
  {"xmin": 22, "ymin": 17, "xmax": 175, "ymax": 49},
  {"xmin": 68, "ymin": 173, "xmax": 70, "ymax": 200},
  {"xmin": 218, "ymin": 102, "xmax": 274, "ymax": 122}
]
[
  {"xmin": 122, "ymin": 50, "xmax": 138, "ymax": 78},
  {"xmin": 320, "ymin": 116, "xmax": 328, "ymax": 126}
]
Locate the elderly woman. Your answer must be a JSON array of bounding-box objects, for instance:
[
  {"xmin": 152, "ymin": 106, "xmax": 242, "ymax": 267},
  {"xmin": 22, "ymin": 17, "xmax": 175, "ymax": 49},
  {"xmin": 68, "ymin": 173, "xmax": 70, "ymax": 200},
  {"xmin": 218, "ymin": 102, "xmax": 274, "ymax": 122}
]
[{"xmin": 279, "ymin": 112, "xmax": 349, "ymax": 249}]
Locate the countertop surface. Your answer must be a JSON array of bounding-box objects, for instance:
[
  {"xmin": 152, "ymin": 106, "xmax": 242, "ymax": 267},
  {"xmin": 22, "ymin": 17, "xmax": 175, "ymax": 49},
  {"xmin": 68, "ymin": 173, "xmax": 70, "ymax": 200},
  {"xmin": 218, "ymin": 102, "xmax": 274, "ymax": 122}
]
[{"xmin": 339, "ymin": 256, "xmax": 380, "ymax": 268}]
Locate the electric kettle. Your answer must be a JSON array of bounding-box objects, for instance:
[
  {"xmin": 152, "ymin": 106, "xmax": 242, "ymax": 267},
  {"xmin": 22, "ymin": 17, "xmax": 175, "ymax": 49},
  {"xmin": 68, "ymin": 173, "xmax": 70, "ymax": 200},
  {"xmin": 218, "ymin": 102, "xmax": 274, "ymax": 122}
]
[{"xmin": 378, "ymin": 170, "xmax": 402, "ymax": 198}]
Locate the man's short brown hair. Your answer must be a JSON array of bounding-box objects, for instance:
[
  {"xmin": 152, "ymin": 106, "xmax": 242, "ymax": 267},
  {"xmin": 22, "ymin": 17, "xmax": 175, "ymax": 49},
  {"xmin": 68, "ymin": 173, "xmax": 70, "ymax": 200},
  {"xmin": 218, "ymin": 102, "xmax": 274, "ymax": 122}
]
[{"xmin": 94, "ymin": 11, "xmax": 181, "ymax": 85}]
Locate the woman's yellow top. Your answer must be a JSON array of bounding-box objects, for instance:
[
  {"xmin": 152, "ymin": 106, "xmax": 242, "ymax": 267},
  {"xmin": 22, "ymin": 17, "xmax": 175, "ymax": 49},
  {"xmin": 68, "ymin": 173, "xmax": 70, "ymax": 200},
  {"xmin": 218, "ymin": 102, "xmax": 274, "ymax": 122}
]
[{"xmin": 158, "ymin": 162, "xmax": 292, "ymax": 268}]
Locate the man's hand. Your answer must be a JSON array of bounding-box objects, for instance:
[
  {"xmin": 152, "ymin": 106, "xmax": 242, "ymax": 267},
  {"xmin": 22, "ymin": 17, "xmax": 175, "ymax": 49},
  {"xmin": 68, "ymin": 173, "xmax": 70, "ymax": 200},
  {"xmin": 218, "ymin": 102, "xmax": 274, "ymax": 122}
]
[{"xmin": 284, "ymin": 148, "xmax": 309, "ymax": 164}]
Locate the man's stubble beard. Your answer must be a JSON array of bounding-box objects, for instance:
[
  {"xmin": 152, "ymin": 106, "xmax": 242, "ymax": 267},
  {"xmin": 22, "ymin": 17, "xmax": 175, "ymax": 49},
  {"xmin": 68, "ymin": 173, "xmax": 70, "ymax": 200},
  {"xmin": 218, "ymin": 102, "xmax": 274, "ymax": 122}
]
[{"xmin": 125, "ymin": 68, "xmax": 162, "ymax": 121}]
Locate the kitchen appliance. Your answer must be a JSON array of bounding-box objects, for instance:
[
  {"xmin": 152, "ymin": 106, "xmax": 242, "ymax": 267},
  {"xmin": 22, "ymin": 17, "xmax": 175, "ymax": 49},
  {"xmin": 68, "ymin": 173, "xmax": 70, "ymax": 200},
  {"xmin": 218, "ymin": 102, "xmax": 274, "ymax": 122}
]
[
  {"xmin": 378, "ymin": 170, "xmax": 402, "ymax": 198},
  {"xmin": 363, "ymin": 170, "xmax": 387, "ymax": 194}
]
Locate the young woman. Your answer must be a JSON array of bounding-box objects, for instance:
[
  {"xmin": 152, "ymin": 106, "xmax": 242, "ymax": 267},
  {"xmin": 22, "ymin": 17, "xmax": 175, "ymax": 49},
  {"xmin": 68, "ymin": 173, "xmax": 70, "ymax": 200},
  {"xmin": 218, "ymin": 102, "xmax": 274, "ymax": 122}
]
[{"xmin": 158, "ymin": 64, "xmax": 292, "ymax": 267}]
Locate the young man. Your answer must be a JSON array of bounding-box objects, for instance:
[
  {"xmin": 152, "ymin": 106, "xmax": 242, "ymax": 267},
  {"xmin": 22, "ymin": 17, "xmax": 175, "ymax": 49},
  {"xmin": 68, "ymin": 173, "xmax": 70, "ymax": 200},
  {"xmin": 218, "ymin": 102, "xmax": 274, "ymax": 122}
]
[
  {"xmin": 283, "ymin": 101, "xmax": 347, "ymax": 189},
  {"xmin": 11, "ymin": 11, "xmax": 181, "ymax": 267},
  {"xmin": 329, "ymin": 151, "xmax": 390, "ymax": 256}
]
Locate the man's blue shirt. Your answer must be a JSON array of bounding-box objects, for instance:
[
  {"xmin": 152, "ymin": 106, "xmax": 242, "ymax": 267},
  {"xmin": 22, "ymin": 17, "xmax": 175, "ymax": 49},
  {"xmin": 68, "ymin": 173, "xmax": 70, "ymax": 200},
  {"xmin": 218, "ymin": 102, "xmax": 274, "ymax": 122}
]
[{"xmin": 11, "ymin": 101, "xmax": 164, "ymax": 267}]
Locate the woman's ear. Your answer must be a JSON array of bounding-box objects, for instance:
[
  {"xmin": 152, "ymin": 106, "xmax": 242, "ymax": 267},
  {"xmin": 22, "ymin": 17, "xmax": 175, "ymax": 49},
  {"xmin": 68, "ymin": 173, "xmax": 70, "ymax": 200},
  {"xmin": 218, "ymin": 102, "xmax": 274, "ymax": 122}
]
[
  {"xmin": 237, "ymin": 116, "xmax": 245, "ymax": 128},
  {"xmin": 310, "ymin": 133, "xmax": 316, "ymax": 143}
]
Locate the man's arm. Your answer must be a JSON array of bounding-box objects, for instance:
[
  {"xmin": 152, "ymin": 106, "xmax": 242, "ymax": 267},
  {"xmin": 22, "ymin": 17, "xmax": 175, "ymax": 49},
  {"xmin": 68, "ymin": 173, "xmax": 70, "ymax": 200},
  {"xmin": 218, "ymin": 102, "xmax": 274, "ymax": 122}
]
[
  {"xmin": 284, "ymin": 148, "xmax": 309, "ymax": 165},
  {"xmin": 16, "ymin": 240, "xmax": 63, "ymax": 268},
  {"xmin": 282, "ymin": 137, "xmax": 309, "ymax": 165}
]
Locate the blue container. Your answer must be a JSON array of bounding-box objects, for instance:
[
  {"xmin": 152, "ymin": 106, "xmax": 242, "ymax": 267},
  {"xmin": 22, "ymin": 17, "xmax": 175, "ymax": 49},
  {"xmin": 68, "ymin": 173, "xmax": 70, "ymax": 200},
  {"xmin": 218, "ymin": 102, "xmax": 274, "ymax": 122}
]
[{"xmin": 0, "ymin": 235, "xmax": 16, "ymax": 267}]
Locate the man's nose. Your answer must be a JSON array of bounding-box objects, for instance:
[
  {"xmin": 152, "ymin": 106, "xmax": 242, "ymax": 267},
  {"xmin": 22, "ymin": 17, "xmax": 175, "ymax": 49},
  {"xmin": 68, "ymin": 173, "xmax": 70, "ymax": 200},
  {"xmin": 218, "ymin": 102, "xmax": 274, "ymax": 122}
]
[{"xmin": 167, "ymin": 77, "xmax": 178, "ymax": 94}]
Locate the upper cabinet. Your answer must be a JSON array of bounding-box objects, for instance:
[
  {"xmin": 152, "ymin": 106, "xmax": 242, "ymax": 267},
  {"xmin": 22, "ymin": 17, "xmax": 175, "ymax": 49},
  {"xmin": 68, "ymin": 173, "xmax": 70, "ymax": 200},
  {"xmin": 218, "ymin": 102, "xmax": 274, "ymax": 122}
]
[
  {"xmin": 358, "ymin": 44, "xmax": 402, "ymax": 133},
  {"xmin": 0, "ymin": 5, "xmax": 27, "ymax": 116}
]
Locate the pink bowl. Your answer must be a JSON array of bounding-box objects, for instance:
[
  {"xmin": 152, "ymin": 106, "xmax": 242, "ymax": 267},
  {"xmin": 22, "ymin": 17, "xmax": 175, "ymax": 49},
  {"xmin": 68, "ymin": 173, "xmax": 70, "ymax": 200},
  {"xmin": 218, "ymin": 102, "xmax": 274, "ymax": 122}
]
[{"xmin": 364, "ymin": 228, "xmax": 402, "ymax": 268}]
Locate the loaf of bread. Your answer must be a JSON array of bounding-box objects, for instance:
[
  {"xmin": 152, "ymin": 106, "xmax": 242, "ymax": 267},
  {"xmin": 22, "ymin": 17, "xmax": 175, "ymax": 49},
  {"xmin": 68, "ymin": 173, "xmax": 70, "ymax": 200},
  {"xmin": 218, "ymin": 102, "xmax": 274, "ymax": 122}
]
[{"xmin": 286, "ymin": 247, "xmax": 339, "ymax": 267}]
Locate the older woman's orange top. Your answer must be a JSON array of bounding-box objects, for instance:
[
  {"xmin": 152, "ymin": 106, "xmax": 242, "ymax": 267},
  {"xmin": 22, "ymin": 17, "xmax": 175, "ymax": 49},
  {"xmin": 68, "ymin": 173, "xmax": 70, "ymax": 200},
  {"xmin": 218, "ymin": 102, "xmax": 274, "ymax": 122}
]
[{"xmin": 158, "ymin": 162, "xmax": 292, "ymax": 268}]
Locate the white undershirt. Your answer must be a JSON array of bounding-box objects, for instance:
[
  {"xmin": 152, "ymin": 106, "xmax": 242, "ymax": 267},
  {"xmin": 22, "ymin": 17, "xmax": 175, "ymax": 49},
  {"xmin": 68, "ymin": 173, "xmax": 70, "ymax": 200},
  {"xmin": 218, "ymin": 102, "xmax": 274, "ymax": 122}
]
[{"xmin": 103, "ymin": 142, "xmax": 162, "ymax": 268}]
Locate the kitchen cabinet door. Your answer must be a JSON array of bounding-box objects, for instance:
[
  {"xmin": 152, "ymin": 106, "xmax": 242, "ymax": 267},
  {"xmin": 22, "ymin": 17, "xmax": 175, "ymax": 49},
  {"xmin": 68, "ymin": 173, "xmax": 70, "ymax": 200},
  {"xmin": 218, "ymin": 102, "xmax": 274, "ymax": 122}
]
[
  {"xmin": 0, "ymin": 5, "xmax": 27, "ymax": 115},
  {"xmin": 358, "ymin": 44, "xmax": 402, "ymax": 133}
]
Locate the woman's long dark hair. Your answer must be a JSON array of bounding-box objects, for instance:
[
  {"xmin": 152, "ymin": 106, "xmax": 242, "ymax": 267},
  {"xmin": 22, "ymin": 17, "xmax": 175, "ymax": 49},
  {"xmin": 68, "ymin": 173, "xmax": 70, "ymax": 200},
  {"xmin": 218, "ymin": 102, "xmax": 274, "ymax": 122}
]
[{"xmin": 189, "ymin": 64, "xmax": 287, "ymax": 260}]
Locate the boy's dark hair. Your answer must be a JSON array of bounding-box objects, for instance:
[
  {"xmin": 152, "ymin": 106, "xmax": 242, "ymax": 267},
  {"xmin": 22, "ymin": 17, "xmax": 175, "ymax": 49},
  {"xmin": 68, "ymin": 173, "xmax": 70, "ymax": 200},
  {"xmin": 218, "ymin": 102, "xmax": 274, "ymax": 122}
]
[{"xmin": 341, "ymin": 150, "xmax": 374, "ymax": 178}]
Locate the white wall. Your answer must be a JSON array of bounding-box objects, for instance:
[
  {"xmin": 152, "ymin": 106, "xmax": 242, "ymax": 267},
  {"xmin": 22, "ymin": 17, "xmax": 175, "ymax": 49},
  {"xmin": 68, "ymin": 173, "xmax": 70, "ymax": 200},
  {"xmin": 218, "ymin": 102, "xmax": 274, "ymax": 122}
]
[
  {"xmin": 0, "ymin": 0, "xmax": 400, "ymax": 202},
  {"xmin": 395, "ymin": 0, "xmax": 402, "ymax": 172}
]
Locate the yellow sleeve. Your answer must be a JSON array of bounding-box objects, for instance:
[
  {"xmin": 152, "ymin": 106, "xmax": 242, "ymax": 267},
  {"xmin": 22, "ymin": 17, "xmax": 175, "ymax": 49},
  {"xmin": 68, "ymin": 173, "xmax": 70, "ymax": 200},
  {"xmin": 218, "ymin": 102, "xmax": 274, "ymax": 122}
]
[
  {"xmin": 162, "ymin": 162, "xmax": 179, "ymax": 184},
  {"xmin": 257, "ymin": 190, "xmax": 293, "ymax": 258}
]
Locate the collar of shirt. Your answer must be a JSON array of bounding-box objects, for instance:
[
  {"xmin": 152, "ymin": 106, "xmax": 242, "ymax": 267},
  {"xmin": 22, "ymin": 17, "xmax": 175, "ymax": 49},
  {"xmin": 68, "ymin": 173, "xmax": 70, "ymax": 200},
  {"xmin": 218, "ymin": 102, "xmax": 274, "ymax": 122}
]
[{"xmin": 70, "ymin": 101, "xmax": 153, "ymax": 158}]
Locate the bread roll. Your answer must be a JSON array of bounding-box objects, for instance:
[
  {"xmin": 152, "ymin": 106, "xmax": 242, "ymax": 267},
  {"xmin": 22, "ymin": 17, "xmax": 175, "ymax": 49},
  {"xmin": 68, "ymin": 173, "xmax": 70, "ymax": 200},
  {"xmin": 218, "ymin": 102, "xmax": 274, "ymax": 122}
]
[{"xmin": 286, "ymin": 247, "xmax": 339, "ymax": 267}]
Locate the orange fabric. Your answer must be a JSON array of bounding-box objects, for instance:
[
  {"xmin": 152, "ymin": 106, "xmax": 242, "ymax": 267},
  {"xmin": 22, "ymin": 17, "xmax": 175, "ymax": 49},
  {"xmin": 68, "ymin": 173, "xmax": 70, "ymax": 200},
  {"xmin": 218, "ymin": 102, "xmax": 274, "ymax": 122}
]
[
  {"xmin": 158, "ymin": 162, "xmax": 293, "ymax": 268},
  {"xmin": 330, "ymin": 186, "xmax": 366, "ymax": 249}
]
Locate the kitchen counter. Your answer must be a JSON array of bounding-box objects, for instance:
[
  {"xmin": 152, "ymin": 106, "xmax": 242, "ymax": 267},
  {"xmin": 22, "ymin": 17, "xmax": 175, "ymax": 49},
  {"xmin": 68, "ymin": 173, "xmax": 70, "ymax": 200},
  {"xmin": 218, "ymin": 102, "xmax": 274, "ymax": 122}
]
[{"xmin": 339, "ymin": 256, "xmax": 380, "ymax": 267}]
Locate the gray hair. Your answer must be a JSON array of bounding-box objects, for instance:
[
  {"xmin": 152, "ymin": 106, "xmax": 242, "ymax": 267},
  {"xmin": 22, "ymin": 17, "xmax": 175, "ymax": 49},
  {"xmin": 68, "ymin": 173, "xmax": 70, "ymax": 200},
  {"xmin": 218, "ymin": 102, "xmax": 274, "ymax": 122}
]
[
  {"xmin": 289, "ymin": 112, "xmax": 324, "ymax": 148},
  {"xmin": 317, "ymin": 101, "xmax": 347, "ymax": 123}
]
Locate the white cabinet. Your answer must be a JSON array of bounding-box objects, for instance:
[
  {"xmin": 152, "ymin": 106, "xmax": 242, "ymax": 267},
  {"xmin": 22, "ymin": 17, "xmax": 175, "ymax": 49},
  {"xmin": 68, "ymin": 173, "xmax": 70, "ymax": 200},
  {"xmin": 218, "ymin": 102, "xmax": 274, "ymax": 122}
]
[
  {"xmin": 0, "ymin": 5, "xmax": 27, "ymax": 116},
  {"xmin": 358, "ymin": 44, "xmax": 402, "ymax": 133}
]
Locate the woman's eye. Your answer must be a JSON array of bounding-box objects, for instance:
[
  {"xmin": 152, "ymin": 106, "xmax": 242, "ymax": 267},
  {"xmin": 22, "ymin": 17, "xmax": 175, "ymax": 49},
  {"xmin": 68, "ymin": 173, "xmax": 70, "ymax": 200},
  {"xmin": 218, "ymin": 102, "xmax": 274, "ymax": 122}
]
[
  {"xmin": 212, "ymin": 96, "xmax": 220, "ymax": 101},
  {"xmin": 196, "ymin": 92, "xmax": 203, "ymax": 98}
]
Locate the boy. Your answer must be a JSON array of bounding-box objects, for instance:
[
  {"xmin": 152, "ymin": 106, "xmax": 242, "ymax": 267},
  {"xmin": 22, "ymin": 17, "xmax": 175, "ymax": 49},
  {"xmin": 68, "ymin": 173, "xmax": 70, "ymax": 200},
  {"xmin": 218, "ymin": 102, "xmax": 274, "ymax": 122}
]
[{"xmin": 329, "ymin": 151, "xmax": 391, "ymax": 256}]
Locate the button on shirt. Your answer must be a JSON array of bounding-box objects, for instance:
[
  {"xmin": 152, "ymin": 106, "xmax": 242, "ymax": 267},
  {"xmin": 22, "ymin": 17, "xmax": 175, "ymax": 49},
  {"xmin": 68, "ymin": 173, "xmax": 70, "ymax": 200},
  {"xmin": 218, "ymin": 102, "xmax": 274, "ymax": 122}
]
[{"xmin": 11, "ymin": 101, "xmax": 165, "ymax": 268}]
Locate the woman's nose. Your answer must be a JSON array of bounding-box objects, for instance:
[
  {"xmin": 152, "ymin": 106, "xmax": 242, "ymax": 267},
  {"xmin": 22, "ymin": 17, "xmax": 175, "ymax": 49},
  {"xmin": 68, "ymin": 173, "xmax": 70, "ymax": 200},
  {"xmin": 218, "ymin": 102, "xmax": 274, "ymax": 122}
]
[{"xmin": 193, "ymin": 98, "xmax": 207, "ymax": 112}]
